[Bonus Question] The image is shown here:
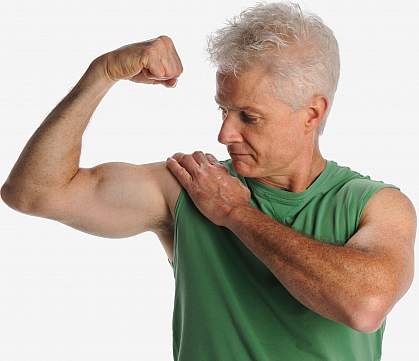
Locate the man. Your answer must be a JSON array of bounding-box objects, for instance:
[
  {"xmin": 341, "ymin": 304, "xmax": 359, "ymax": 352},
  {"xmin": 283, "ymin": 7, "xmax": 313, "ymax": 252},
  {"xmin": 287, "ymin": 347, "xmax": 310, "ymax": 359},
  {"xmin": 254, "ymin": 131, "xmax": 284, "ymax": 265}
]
[{"xmin": 1, "ymin": 1, "xmax": 416, "ymax": 360}]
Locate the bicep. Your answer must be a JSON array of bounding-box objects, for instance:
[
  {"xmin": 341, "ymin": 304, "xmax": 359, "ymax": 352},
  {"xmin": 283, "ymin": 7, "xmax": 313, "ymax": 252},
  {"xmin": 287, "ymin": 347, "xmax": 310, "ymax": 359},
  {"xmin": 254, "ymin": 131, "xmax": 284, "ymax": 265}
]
[
  {"xmin": 31, "ymin": 161, "xmax": 172, "ymax": 239},
  {"xmin": 345, "ymin": 187, "xmax": 417, "ymax": 302}
]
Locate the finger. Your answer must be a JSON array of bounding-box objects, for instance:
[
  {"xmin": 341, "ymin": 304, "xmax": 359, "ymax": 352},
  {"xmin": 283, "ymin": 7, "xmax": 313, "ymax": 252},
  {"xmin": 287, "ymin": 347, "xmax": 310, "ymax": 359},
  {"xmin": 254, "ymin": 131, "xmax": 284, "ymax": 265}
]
[
  {"xmin": 143, "ymin": 68, "xmax": 170, "ymax": 80},
  {"xmin": 172, "ymin": 46, "xmax": 184, "ymax": 75},
  {"xmin": 174, "ymin": 153, "xmax": 201, "ymax": 178},
  {"xmin": 131, "ymin": 68, "xmax": 162, "ymax": 84},
  {"xmin": 160, "ymin": 46, "xmax": 178, "ymax": 78},
  {"xmin": 157, "ymin": 50, "xmax": 179, "ymax": 86},
  {"xmin": 142, "ymin": 54, "xmax": 167, "ymax": 80},
  {"xmin": 205, "ymin": 153, "xmax": 226, "ymax": 170},
  {"xmin": 192, "ymin": 151, "xmax": 209, "ymax": 166},
  {"xmin": 206, "ymin": 153, "xmax": 229, "ymax": 173},
  {"xmin": 171, "ymin": 152, "xmax": 185, "ymax": 161},
  {"xmin": 158, "ymin": 35, "xmax": 183, "ymax": 77},
  {"xmin": 166, "ymin": 157, "xmax": 192, "ymax": 188},
  {"xmin": 170, "ymin": 152, "xmax": 200, "ymax": 173},
  {"xmin": 163, "ymin": 77, "xmax": 178, "ymax": 88},
  {"xmin": 205, "ymin": 153, "xmax": 219, "ymax": 164}
]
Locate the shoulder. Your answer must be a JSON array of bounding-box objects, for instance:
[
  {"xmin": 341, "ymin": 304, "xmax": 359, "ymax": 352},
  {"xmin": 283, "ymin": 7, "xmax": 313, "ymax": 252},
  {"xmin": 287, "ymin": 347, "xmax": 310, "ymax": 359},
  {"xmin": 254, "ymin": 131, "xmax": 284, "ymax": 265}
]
[
  {"xmin": 337, "ymin": 175, "xmax": 402, "ymax": 221},
  {"xmin": 342, "ymin": 178, "xmax": 398, "ymax": 203},
  {"xmin": 345, "ymin": 183, "xmax": 417, "ymax": 255},
  {"xmin": 359, "ymin": 186, "xmax": 416, "ymax": 229},
  {"xmin": 153, "ymin": 157, "xmax": 236, "ymax": 227},
  {"xmin": 329, "ymin": 163, "xmax": 414, "ymax": 231}
]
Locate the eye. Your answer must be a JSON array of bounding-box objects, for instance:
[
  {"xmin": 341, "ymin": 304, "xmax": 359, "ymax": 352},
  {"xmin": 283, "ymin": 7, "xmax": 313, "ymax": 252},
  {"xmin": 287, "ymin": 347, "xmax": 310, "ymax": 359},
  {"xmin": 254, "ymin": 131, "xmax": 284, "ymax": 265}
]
[
  {"xmin": 217, "ymin": 106, "xmax": 258, "ymax": 124},
  {"xmin": 239, "ymin": 111, "xmax": 258, "ymax": 124}
]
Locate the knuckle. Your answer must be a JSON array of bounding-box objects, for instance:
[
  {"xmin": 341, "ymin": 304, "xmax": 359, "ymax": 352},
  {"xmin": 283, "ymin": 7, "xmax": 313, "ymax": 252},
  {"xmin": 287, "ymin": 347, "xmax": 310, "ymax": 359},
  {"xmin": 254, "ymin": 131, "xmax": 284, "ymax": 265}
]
[
  {"xmin": 147, "ymin": 42, "xmax": 159, "ymax": 52},
  {"xmin": 148, "ymin": 43, "xmax": 163, "ymax": 55},
  {"xmin": 157, "ymin": 35, "xmax": 172, "ymax": 44},
  {"xmin": 195, "ymin": 167, "xmax": 204, "ymax": 175},
  {"xmin": 142, "ymin": 46, "xmax": 154, "ymax": 59}
]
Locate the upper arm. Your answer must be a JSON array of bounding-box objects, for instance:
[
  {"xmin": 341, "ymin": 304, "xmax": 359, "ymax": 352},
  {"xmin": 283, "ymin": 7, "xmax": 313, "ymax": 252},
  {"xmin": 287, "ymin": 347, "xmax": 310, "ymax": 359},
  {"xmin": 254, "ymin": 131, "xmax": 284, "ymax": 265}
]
[
  {"xmin": 29, "ymin": 161, "xmax": 174, "ymax": 239},
  {"xmin": 345, "ymin": 187, "xmax": 416, "ymax": 311}
]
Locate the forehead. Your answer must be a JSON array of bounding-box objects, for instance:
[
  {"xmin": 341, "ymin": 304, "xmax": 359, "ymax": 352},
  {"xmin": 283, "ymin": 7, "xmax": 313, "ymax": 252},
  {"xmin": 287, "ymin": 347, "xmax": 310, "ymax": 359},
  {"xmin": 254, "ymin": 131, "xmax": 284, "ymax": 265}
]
[{"xmin": 215, "ymin": 68, "xmax": 274, "ymax": 107}]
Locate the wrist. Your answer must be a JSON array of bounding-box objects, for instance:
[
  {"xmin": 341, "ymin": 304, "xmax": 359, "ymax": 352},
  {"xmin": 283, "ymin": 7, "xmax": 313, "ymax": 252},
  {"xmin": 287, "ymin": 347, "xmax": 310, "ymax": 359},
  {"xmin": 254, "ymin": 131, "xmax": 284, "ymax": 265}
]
[
  {"xmin": 86, "ymin": 55, "xmax": 118, "ymax": 88},
  {"xmin": 224, "ymin": 203, "xmax": 254, "ymax": 229},
  {"xmin": 69, "ymin": 57, "xmax": 116, "ymax": 99}
]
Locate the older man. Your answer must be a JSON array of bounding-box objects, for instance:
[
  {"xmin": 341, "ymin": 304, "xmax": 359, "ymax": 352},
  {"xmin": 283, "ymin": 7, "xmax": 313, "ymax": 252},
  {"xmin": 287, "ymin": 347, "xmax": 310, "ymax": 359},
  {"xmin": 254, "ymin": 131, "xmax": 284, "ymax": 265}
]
[{"xmin": 1, "ymin": 1, "xmax": 416, "ymax": 361}]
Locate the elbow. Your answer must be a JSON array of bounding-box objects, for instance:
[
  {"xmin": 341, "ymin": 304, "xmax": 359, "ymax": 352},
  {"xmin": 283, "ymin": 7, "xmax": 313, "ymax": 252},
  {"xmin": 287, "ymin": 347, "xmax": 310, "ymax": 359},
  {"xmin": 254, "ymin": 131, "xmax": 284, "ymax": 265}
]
[
  {"xmin": 1, "ymin": 183, "xmax": 21, "ymax": 210},
  {"xmin": 348, "ymin": 295, "xmax": 389, "ymax": 334},
  {"xmin": 1, "ymin": 183, "xmax": 35, "ymax": 213}
]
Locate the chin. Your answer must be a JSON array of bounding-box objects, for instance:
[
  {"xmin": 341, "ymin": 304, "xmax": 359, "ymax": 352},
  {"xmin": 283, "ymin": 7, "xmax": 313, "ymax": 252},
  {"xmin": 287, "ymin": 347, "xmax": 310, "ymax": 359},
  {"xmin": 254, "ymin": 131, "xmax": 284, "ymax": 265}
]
[{"xmin": 231, "ymin": 158, "xmax": 252, "ymax": 177}]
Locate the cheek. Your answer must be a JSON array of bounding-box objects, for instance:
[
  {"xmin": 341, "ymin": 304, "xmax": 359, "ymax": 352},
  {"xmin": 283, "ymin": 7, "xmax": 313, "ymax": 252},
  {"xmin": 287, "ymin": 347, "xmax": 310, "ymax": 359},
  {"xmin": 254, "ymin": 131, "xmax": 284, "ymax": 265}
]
[{"xmin": 264, "ymin": 124, "xmax": 303, "ymax": 158}]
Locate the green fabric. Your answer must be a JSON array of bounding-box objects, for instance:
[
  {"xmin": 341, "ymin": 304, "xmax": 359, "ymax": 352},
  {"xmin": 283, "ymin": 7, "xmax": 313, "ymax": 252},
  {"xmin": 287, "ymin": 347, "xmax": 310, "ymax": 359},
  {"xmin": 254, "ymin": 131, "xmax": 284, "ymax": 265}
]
[{"xmin": 169, "ymin": 158, "xmax": 400, "ymax": 361}]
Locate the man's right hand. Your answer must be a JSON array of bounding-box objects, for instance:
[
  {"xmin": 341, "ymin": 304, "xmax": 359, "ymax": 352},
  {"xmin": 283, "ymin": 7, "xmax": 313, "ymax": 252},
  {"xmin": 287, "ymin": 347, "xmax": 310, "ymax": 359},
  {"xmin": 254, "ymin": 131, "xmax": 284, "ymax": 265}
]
[{"xmin": 94, "ymin": 35, "xmax": 183, "ymax": 87}]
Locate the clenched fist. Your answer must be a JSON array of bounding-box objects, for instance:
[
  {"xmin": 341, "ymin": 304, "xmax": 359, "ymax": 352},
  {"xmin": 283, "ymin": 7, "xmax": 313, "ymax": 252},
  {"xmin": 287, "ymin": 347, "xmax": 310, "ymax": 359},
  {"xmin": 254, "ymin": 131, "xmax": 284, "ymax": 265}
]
[{"xmin": 93, "ymin": 35, "xmax": 183, "ymax": 87}]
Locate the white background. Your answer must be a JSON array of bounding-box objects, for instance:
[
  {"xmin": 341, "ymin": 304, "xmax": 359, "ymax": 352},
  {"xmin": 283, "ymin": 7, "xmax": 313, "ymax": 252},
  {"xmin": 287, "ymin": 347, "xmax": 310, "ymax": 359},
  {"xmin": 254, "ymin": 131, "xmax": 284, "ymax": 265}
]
[{"xmin": 1, "ymin": 0, "xmax": 418, "ymax": 360}]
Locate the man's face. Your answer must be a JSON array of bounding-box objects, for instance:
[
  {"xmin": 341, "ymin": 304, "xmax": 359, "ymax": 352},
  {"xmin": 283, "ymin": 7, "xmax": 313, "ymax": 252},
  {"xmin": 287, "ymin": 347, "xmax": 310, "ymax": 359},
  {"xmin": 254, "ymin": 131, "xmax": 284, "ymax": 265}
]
[{"xmin": 215, "ymin": 67, "xmax": 309, "ymax": 178}]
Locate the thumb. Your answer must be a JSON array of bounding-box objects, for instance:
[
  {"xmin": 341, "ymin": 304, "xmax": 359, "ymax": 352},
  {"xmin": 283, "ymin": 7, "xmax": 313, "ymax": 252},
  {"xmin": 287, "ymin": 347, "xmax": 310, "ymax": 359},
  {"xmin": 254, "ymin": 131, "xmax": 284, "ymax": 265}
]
[
  {"xmin": 142, "ymin": 68, "xmax": 171, "ymax": 80},
  {"xmin": 162, "ymin": 77, "xmax": 178, "ymax": 88}
]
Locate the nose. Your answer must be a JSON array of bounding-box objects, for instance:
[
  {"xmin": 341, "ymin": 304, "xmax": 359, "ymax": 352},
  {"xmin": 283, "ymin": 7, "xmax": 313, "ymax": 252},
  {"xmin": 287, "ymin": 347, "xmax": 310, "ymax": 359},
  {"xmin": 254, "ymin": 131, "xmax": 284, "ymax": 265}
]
[{"xmin": 217, "ymin": 112, "xmax": 243, "ymax": 145}]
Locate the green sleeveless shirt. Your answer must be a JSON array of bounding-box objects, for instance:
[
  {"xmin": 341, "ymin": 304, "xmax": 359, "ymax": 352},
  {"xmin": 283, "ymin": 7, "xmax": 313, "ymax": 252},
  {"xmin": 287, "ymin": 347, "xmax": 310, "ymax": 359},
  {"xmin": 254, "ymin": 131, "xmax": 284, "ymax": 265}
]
[{"xmin": 169, "ymin": 158, "xmax": 400, "ymax": 361}]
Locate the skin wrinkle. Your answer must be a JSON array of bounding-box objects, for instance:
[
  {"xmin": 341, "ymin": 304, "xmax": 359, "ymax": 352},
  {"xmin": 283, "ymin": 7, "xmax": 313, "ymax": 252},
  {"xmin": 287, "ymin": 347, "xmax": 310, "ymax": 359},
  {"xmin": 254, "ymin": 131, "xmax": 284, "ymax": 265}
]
[{"xmin": 214, "ymin": 66, "xmax": 326, "ymax": 192}]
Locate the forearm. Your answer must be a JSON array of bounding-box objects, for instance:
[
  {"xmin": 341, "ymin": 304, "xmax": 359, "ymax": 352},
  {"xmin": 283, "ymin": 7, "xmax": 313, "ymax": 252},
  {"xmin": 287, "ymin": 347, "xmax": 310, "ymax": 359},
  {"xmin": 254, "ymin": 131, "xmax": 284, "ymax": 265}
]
[
  {"xmin": 225, "ymin": 205, "xmax": 389, "ymax": 331},
  {"xmin": 2, "ymin": 57, "xmax": 115, "ymax": 205}
]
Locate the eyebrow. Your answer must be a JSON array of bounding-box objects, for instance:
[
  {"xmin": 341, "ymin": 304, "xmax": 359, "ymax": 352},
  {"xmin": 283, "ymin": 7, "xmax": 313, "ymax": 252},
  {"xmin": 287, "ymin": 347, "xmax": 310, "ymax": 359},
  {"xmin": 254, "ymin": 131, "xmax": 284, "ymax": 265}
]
[{"xmin": 214, "ymin": 95, "xmax": 265, "ymax": 115}]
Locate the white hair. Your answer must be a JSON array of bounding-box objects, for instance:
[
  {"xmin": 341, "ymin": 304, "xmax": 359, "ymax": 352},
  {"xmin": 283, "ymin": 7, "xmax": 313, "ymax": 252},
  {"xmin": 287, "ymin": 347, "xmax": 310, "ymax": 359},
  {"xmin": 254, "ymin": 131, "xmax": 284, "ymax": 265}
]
[{"xmin": 206, "ymin": 1, "xmax": 340, "ymax": 136}]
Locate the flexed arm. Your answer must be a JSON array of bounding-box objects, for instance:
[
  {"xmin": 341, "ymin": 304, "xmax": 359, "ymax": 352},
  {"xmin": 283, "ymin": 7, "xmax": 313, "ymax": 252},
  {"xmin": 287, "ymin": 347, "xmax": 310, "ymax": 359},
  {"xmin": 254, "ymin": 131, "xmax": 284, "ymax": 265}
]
[{"xmin": 1, "ymin": 35, "xmax": 183, "ymax": 212}]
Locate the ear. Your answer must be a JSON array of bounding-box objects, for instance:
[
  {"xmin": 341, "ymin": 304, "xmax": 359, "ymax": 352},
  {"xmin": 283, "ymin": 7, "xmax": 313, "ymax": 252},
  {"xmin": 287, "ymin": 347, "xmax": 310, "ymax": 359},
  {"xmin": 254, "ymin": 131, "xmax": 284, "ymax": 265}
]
[{"xmin": 304, "ymin": 95, "xmax": 328, "ymax": 134}]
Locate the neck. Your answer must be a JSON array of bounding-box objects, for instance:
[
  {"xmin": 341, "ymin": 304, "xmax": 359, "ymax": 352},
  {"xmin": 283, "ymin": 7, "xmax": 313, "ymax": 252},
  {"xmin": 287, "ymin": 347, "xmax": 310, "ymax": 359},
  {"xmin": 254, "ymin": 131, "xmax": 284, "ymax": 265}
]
[{"xmin": 256, "ymin": 147, "xmax": 327, "ymax": 193}]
